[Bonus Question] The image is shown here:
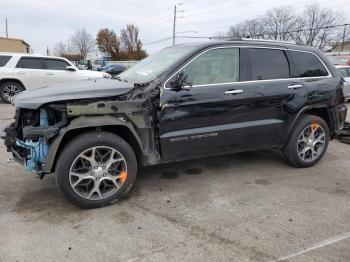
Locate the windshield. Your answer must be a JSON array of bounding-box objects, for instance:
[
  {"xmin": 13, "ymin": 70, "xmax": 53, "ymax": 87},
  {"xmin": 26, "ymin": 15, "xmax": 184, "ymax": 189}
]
[{"xmin": 118, "ymin": 45, "xmax": 198, "ymax": 83}]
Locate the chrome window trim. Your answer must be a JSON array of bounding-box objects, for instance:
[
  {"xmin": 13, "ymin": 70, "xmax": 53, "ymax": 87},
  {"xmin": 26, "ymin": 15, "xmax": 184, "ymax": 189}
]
[{"xmin": 163, "ymin": 45, "xmax": 332, "ymax": 89}]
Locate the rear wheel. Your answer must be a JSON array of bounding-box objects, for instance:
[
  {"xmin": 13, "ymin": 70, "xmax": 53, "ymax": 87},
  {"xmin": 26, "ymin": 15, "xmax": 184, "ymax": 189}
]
[
  {"xmin": 56, "ymin": 131, "xmax": 137, "ymax": 208},
  {"xmin": 0, "ymin": 81, "xmax": 25, "ymax": 103},
  {"xmin": 282, "ymin": 114, "xmax": 329, "ymax": 168}
]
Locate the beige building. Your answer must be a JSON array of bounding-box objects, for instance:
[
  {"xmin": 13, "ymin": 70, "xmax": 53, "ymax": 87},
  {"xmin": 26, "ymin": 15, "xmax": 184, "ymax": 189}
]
[{"xmin": 0, "ymin": 37, "xmax": 30, "ymax": 53}]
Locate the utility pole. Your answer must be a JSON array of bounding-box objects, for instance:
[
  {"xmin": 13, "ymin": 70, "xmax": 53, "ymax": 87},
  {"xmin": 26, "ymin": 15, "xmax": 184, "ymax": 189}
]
[
  {"xmin": 342, "ymin": 24, "xmax": 348, "ymax": 52},
  {"xmin": 172, "ymin": 5, "xmax": 177, "ymax": 46},
  {"xmin": 172, "ymin": 4, "xmax": 184, "ymax": 46},
  {"xmin": 5, "ymin": 18, "xmax": 8, "ymax": 38}
]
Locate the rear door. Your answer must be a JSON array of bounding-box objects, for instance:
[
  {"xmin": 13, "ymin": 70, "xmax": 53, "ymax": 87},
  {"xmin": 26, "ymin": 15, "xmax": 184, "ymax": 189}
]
[
  {"xmin": 288, "ymin": 50, "xmax": 334, "ymax": 104},
  {"xmin": 44, "ymin": 58, "xmax": 77, "ymax": 85},
  {"xmin": 15, "ymin": 57, "xmax": 47, "ymax": 89},
  {"xmin": 226, "ymin": 47, "xmax": 308, "ymax": 148}
]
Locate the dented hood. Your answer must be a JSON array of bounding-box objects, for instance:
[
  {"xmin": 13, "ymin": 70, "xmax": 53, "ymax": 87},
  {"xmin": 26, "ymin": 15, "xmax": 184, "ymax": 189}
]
[{"xmin": 14, "ymin": 78, "xmax": 134, "ymax": 109}]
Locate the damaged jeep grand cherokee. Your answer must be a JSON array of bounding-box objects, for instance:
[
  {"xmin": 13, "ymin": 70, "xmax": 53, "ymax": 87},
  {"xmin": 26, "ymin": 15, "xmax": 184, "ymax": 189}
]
[{"xmin": 2, "ymin": 40, "xmax": 348, "ymax": 208}]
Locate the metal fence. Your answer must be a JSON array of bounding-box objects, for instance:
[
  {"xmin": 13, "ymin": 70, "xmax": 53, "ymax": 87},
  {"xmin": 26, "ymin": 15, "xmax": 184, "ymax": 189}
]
[{"xmin": 106, "ymin": 60, "xmax": 140, "ymax": 68}]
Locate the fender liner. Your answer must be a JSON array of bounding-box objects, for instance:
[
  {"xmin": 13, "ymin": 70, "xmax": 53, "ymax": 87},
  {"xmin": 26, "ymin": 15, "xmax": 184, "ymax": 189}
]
[{"xmin": 42, "ymin": 115, "xmax": 144, "ymax": 174}]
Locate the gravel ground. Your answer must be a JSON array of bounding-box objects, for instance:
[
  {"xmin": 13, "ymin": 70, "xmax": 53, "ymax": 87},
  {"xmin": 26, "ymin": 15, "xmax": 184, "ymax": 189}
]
[{"xmin": 0, "ymin": 102, "xmax": 349, "ymax": 262}]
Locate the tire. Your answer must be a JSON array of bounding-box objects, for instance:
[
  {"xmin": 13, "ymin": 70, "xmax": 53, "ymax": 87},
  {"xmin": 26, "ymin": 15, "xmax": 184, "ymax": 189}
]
[
  {"xmin": 56, "ymin": 131, "xmax": 137, "ymax": 209},
  {"xmin": 282, "ymin": 114, "xmax": 330, "ymax": 168},
  {"xmin": 0, "ymin": 81, "xmax": 25, "ymax": 104}
]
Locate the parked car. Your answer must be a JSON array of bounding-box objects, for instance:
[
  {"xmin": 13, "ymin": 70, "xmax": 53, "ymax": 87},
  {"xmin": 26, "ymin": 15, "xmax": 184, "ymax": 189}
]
[
  {"xmin": 327, "ymin": 55, "xmax": 350, "ymax": 66},
  {"xmin": 101, "ymin": 64, "xmax": 115, "ymax": 71},
  {"xmin": 104, "ymin": 64, "xmax": 126, "ymax": 76},
  {"xmin": 336, "ymin": 65, "xmax": 350, "ymax": 101},
  {"xmin": 2, "ymin": 40, "xmax": 347, "ymax": 208},
  {"xmin": 0, "ymin": 53, "xmax": 111, "ymax": 103}
]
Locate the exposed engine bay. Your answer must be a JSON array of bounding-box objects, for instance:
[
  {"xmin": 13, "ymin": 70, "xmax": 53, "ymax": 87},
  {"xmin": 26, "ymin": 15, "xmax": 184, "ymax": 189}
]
[
  {"xmin": 2, "ymin": 79, "xmax": 161, "ymax": 177},
  {"xmin": 4, "ymin": 105, "xmax": 67, "ymax": 174}
]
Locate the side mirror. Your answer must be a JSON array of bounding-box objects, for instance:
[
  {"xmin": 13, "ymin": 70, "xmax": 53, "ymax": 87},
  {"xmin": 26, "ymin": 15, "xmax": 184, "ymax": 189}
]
[
  {"xmin": 169, "ymin": 72, "xmax": 190, "ymax": 90},
  {"xmin": 65, "ymin": 66, "xmax": 77, "ymax": 72}
]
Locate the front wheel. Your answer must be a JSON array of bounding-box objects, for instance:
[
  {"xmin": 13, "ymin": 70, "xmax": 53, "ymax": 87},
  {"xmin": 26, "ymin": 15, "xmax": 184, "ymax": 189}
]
[
  {"xmin": 282, "ymin": 114, "xmax": 330, "ymax": 168},
  {"xmin": 56, "ymin": 131, "xmax": 137, "ymax": 209}
]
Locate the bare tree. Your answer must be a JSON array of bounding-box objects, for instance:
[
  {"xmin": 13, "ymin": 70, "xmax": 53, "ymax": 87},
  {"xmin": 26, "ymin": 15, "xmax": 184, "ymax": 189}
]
[
  {"xmin": 96, "ymin": 28, "xmax": 121, "ymax": 60},
  {"xmin": 291, "ymin": 4, "xmax": 344, "ymax": 49},
  {"xmin": 262, "ymin": 6, "xmax": 297, "ymax": 41},
  {"xmin": 71, "ymin": 28, "xmax": 95, "ymax": 59},
  {"xmin": 227, "ymin": 18, "xmax": 265, "ymax": 39},
  {"xmin": 120, "ymin": 24, "xmax": 147, "ymax": 59},
  {"xmin": 221, "ymin": 4, "xmax": 344, "ymax": 50},
  {"xmin": 53, "ymin": 42, "xmax": 67, "ymax": 57}
]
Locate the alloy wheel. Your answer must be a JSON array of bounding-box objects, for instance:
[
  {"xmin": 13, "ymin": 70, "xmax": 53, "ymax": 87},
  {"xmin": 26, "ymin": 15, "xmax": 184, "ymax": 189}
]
[
  {"xmin": 69, "ymin": 146, "xmax": 128, "ymax": 200},
  {"xmin": 2, "ymin": 84, "xmax": 22, "ymax": 103},
  {"xmin": 297, "ymin": 123, "xmax": 326, "ymax": 162}
]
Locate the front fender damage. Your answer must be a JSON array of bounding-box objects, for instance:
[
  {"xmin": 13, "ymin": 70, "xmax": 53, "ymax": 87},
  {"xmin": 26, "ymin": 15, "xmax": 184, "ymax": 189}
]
[{"xmin": 3, "ymin": 79, "xmax": 162, "ymax": 177}]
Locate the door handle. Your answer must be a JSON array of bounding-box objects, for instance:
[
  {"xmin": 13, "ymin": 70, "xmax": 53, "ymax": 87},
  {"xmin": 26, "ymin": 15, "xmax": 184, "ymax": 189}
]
[
  {"xmin": 17, "ymin": 71, "xmax": 26, "ymax": 75},
  {"xmin": 288, "ymin": 84, "xmax": 303, "ymax": 90},
  {"xmin": 46, "ymin": 72, "xmax": 54, "ymax": 76},
  {"xmin": 224, "ymin": 89, "xmax": 243, "ymax": 95}
]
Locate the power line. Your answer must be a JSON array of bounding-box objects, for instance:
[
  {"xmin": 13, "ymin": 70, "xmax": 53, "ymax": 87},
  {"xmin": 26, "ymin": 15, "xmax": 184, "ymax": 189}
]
[
  {"xmin": 175, "ymin": 0, "xmax": 346, "ymax": 35},
  {"xmin": 175, "ymin": 23, "xmax": 350, "ymax": 39},
  {"xmin": 130, "ymin": 6, "xmax": 173, "ymax": 26},
  {"xmin": 144, "ymin": 37, "xmax": 173, "ymax": 45},
  {"xmin": 184, "ymin": 0, "xmax": 262, "ymax": 17}
]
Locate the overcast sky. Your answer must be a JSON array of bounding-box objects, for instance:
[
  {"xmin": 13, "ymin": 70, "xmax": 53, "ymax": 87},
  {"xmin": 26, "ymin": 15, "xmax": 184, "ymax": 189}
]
[{"xmin": 1, "ymin": 0, "xmax": 349, "ymax": 56}]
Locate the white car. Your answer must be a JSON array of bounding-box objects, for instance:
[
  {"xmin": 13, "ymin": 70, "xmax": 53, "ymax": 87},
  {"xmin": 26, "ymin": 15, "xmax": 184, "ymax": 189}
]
[
  {"xmin": 336, "ymin": 65, "xmax": 350, "ymax": 102},
  {"xmin": 0, "ymin": 53, "xmax": 110, "ymax": 103}
]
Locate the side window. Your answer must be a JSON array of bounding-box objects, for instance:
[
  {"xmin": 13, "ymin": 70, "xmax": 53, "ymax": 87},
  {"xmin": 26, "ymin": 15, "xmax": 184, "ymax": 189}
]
[
  {"xmin": 249, "ymin": 48, "xmax": 290, "ymax": 80},
  {"xmin": 179, "ymin": 48, "xmax": 240, "ymax": 86},
  {"xmin": 290, "ymin": 51, "xmax": 328, "ymax": 77},
  {"xmin": 0, "ymin": 56, "xmax": 11, "ymax": 67},
  {"xmin": 16, "ymin": 57, "xmax": 43, "ymax": 69},
  {"xmin": 45, "ymin": 59, "xmax": 70, "ymax": 70}
]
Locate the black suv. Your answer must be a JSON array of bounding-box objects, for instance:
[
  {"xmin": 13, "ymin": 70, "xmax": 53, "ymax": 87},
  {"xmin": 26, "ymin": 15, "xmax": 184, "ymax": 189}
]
[{"xmin": 3, "ymin": 40, "xmax": 348, "ymax": 208}]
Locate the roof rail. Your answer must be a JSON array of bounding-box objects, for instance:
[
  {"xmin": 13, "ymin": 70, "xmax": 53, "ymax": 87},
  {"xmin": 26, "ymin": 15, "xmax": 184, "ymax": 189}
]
[
  {"xmin": 225, "ymin": 37, "xmax": 243, "ymax": 41},
  {"xmin": 241, "ymin": 38, "xmax": 296, "ymax": 44}
]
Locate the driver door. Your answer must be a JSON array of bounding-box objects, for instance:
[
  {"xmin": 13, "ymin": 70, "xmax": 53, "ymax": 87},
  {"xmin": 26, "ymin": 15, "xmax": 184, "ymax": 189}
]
[{"xmin": 159, "ymin": 47, "xmax": 244, "ymax": 161}]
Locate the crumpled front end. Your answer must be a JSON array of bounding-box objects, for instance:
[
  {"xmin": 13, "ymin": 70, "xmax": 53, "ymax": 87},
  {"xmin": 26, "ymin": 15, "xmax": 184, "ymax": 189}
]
[{"xmin": 2, "ymin": 105, "xmax": 67, "ymax": 174}]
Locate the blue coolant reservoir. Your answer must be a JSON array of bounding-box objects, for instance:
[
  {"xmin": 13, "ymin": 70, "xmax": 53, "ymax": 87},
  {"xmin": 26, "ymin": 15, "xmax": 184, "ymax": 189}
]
[{"xmin": 16, "ymin": 109, "xmax": 50, "ymax": 172}]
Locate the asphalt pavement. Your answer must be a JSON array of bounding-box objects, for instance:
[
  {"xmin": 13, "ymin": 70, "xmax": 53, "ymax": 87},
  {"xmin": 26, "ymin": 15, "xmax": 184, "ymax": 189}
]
[{"xmin": 0, "ymin": 102, "xmax": 349, "ymax": 262}]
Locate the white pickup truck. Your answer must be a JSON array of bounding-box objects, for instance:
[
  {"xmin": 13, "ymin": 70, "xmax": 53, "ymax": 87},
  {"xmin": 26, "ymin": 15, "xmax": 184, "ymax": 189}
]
[{"xmin": 0, "ymin": 53, "xmax": 110, "ymax": 103}]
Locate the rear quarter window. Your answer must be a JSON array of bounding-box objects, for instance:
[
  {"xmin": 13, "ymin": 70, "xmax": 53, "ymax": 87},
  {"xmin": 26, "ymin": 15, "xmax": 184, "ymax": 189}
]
[
  {"xmin": 290, "ymin": 51, "xmax": 329, "ymax": 77},
  {"xmin": 0, "ymin": 56, "xmax": 11, "ymax": 67}
]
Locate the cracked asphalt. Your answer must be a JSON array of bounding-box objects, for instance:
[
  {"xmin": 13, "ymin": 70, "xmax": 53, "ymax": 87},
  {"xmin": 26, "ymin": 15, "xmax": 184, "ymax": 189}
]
[{"xmin": 0, "ymin": 102, "xmax": 349, "ymax": 262}]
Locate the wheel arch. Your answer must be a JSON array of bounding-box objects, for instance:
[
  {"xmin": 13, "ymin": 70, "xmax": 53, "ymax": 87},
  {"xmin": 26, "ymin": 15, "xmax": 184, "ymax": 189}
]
[
  {"xmin": 43, "ymin": 116, "xmax": 144, "ymax": 174},
  {"xmin": 0, "ymin": 78, "xmax": 26, "ymax": 89},
  {"xmin": 285, "ymin": 105, "xmax": 335, "ymax": 144}
]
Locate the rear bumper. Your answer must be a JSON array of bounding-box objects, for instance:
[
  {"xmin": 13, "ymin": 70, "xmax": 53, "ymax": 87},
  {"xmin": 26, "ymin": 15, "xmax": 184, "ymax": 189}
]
[{"xmin": 331, "ymin": 103, "xmax": 348, "ymax": 134}]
